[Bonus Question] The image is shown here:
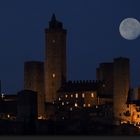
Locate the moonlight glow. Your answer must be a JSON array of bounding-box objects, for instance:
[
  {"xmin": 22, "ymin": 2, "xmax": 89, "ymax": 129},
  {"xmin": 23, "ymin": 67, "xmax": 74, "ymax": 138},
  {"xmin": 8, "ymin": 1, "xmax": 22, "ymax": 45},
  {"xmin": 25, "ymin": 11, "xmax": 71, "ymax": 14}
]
[{"xmin": 119, "ymin": 18, "xmax": 140, "ymax": 40}]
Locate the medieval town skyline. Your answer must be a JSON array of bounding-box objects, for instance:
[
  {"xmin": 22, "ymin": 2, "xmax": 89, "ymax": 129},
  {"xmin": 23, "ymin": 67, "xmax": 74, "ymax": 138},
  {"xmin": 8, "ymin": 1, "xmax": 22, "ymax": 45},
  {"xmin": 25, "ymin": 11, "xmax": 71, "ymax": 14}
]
[
  {"xmin": 0, "ymin": 11, "xmax": 139, "ymax": 135},
  {"xmin": 0, "ymin": 0, "xmax": 139, "ymax": 94}
]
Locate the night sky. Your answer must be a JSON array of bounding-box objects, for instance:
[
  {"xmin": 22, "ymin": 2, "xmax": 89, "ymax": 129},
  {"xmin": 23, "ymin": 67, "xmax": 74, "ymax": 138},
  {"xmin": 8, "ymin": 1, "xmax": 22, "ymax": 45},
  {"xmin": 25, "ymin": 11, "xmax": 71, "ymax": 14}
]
[{"xmin": 0, "ymin": 0, "xmax": 140, "ymax": 94}]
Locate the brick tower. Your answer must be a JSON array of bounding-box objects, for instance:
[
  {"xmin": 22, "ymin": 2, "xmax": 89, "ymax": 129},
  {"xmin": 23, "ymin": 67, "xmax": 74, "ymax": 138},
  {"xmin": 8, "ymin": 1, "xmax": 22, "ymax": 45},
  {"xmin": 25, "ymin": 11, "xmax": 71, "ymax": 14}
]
[{"xmin": 44, "ymin": 14, "xmax": 67, "ymax": 103}]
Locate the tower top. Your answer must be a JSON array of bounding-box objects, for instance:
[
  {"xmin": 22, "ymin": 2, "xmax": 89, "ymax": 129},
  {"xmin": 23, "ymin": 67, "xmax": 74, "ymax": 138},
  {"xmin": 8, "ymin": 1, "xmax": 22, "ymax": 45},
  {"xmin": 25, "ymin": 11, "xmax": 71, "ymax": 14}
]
[
  {"xmin": 51, "ymin": 13, "xmax": 56, "ymax": 21},
  {"xmin": 49, "ymin": 14, "xmax": 63, "ymax": 29}
]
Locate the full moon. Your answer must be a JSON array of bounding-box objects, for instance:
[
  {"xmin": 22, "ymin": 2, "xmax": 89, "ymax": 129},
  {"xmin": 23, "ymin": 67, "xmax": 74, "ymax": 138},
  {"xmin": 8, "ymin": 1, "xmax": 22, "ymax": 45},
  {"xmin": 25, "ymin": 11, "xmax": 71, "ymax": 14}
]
[{"xmin": 119, "ymin": 18, "xmax": 140, "ymax": 40}]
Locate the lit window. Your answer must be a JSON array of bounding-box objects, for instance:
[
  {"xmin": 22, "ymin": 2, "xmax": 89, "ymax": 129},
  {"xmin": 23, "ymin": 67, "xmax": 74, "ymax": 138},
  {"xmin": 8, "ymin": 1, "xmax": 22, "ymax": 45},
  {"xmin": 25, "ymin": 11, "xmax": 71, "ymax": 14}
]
[
  {"xmin": 70, "ymin": 107, "xmax": 73, "ymax": 111},
  {"xmin": 66, "ymin": 101, "xmax": 69, "ymax": 104},
  {"xmin": 38, "ymin": 116, "xmax": 43, "ymax": 120},
  {"xmin": 7, "ymin": 114, "xmax": 10, "ymax": 118},
  {"xmin": 91, "ymin": 93, "xmax": 94, "ymax": 98},
  {"xmin": 71, "ymin": 94, "xmax": 73, "ymax": 98},
  {"xmin": 65, "ymin": 94, "xmax": 68, "ymax": 98},
  {"xmin": 75, "ymin": 103, "xmax": 78, "ymax": 107},
  {"xmin": 1, "ymin": 93, "xmax": 4, "ymax": 99},
  {"xmin": 82, "ymin": 93, "xmax": 85, "ymax": 98},
  {"xmin": 88, "ymin": 104, "xmax": 91, "ymax": 107},
  {"xmin": 83, "ymin": 104, "xmax": 86, "ymax": 107},
  {"xmin": 96, "ymin": 105, "xmax": 98, "ymax": 108},
  {"xmin": 62, "ymin": 102, "xmax": 64, "ymax": 106},
  {"xmin": 52, "ymin": 74, "xmax": 56, "ymax": 78},
  {"xmin": 75, "ymin": 93, "xmax": 78, "ymax": 98},
  {"xmin": 59, "ymin": 98, "xmax": 61, "ymax": 101},
  {"xmin": 62, "ymin": 117, "xmax": 64, "ymax": 120}
]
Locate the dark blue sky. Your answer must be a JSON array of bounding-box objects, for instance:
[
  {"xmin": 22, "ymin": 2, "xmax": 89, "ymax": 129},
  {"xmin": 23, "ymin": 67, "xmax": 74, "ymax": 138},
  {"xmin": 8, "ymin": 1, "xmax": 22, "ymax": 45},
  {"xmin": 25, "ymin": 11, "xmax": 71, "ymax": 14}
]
[{"xmin": 0, "ymin": 0, "xmax": 140, "ymax": 94}]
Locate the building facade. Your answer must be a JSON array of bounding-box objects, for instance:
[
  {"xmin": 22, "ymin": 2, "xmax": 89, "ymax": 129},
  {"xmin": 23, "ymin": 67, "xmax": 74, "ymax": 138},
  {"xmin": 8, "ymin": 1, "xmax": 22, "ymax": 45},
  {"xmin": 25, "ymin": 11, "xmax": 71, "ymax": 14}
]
[{"xmin": 57, "ymin": 80, "xmax": 98, "ymax": 110}]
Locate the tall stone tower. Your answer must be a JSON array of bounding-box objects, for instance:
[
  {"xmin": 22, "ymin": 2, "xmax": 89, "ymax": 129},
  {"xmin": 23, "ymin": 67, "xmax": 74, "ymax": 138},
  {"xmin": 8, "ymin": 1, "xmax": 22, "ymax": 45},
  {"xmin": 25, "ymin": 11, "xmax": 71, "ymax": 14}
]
[
  {"xmin": 24, "ymin": 61, "xmax": 45, "ymax": 119},
  {"xmin": 44, "ymin": 14, "xmax": 67, "ymax": 103},
  {"xmin": 113, "ymin": 57, "xmax": 130, "ymax": 123}
]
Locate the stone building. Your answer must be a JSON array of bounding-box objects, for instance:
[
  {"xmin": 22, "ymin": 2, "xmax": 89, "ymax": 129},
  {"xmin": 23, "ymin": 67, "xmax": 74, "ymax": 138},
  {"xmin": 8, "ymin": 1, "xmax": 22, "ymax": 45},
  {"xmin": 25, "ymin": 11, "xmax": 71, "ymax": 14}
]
[
  {"xmin": 24, "ymin": 61, "xmax": 45, "ymax": 119},
  {"xmin": 113, "ymin": 57, "xmax": 130, "ymax": 123},
  {"xmin": 44, "ymin": 14, "xmax": 67, "ymax": 103},
  {"xmin": 96, "ymin": 58, "xmax": 132, "ymax": 124},
  {"xmin": 57, "ymin": 80, "xmax": 99, "ymax": 110},
  {"xmin": 56, "ymin": 80, "xmax": 113, "ymax": 121}
]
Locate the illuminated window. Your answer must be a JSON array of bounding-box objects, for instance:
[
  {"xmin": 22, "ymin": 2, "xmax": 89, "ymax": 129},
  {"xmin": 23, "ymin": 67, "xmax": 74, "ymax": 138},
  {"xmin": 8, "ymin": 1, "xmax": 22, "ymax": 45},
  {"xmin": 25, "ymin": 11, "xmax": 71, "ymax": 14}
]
[
  {"xmin": 7, "ymin": 114, "xmax": 10, "ymax": 118},
  {"xmin": 82, "ymin": 93, "xmax": 85, "ymax": 98},
  {"xmin": 75, "ymin": 93, "xmax": 78, "ymax": 98},
  {"xmin": 62, "ymin": 117, "xmax": 65, "ymax": 120},
  {"xmin": 1, "ymin": 93, "xmax": 4, "ymax": 99},
  {"xmin": 59, "ymin": 98, "xmax": 61, "ymax": 101},
  {"xmin": 52, "ymin": 74, "xmax": 56, "ymax": 78},
  {"xmin": 66, "ymin": 101, "xmax": 69, "ymax": 104},
  {"xmin": 83, "ymin": 104, "xmax": 86, "ymax": 107},
  {"xmin": 71, "ymin": 94, "xmax": 73, "ymax": 98},
  {"xmin": 88, "ymin": 104, "xmax": 91, "ymax": 107},
  {"xmin": 62, "ymin": 102, "xmax": 64, "ymax": 106},
  {"xmin": 38, "ymin": 116, "xmax": 43, "ymax": 120},
  {"xmin": 91, "ymin": 93, "xmax": 95, "ymax": 98},
  {"xmin": 75, "ymin": 103, "xmax": 78, "ymax": 107},
  {"xmin": 96, "ymin": 105, "xmax": 98, "ymax": 108},
  {"xmin": 65, "ymin": 94, "xmax": 68, "ymax": 98},
  {"xmin": 70, "ymin": 107, "xmax": 73, "ymax": 111}
]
